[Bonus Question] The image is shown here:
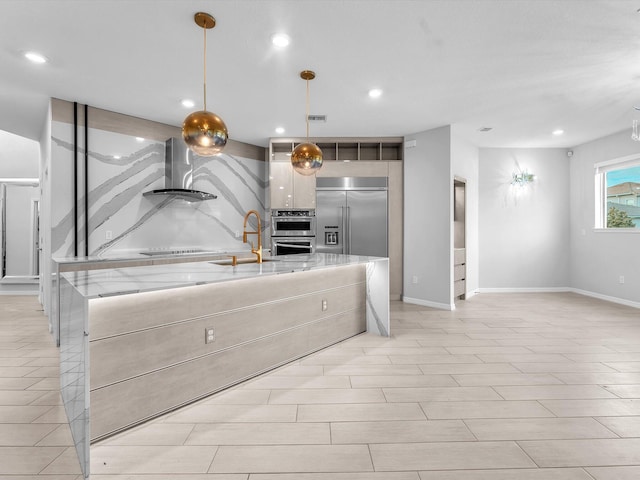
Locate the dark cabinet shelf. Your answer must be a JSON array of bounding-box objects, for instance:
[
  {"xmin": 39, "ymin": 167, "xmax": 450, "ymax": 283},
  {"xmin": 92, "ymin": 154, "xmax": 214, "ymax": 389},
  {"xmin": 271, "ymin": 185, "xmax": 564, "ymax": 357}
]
[{"xmin": 270, "ymin": 137, "xmax": 403, "ymax": 162}]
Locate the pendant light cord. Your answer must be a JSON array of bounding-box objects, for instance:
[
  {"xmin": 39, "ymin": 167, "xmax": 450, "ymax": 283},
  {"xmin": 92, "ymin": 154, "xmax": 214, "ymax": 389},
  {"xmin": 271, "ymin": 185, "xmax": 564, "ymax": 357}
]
[
  {"xmin": 305, "ymin": 78, "xmax": 310, "ymax": 140},
  {"xmin": 203, "ymin": 25, "xmax": 207, "ymax": 112}
]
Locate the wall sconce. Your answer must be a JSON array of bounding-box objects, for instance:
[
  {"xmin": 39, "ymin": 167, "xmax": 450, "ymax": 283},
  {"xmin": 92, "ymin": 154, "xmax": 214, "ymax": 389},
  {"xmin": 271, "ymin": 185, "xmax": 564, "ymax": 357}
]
[
  {"xmin": 511, "ymin": 171, "xmax": 535, "ymax": 186},
  {"xmin": 632, "ymin": 106, "xmax": 640, "ymax": 141}
]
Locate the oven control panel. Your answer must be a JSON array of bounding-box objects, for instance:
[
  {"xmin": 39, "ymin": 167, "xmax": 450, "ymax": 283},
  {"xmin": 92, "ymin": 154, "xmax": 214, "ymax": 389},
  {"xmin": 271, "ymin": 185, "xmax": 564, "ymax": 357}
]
[{"xmin": 272, "ymin": 209, "xmax": 316, "ymax": 217}]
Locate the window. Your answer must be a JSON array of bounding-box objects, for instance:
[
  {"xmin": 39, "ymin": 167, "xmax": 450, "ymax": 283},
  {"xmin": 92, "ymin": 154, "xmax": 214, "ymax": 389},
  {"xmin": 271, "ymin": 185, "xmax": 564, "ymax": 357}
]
[{"xmin": 595, "ymin": 155, "xmax": 640, "ymax": 229}]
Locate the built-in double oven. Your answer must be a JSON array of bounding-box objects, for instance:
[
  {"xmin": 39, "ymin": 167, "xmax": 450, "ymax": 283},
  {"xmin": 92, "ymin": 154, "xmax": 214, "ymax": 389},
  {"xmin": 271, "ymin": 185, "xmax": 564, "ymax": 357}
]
[{"xmin": 271, "ymin": 208, "xmax": 316, "ymax": 256}]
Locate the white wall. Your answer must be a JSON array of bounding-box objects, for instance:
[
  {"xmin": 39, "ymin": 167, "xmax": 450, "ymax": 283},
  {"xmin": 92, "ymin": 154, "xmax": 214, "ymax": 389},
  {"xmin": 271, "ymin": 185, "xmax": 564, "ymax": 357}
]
[
  {"xmin": 478, "ymin": 148, "xmax": 570, "ymax": 290},
  {"xmin": 451, "ymin": 125, "xmax": 480, "ymax": 296},
  {"xmin": 403, "ymin": 126, "xmax": 452, "ymax": 309},
  {"xmin": 0, "ymin": 130, "xmax": 39, "ymax": 177},
  {"xmin": 570, "ymin": 130, "xmax": 640, "ymax": 306}
]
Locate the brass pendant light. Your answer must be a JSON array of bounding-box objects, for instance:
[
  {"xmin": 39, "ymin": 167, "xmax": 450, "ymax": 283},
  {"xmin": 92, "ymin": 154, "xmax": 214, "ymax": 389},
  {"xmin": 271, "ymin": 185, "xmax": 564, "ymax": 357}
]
[
  {"xmin": 291, "ymin": 70, "xmax": 323, "ymax": 176},
  {"xmin": 182, "ymin": 12, "xmax": 228, "ymax": 157}
]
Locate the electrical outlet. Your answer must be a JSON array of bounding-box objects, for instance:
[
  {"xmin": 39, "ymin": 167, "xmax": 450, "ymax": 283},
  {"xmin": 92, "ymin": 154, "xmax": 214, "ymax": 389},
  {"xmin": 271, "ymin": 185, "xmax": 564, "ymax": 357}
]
[
  {"xmin": 412, "ymin": 275, "xmax": 418, "ymax": 284},
  {"xmin": 235, "ymin": 231, "xmax": 241, "ymax": 238},
  {"xmin": 322, "ymin": 299, "xmax": 328, "ymax": 311},
  {"xmin": 105, "ymin": 230, "xmax": 113, "ymax": 240},
  {"xmin": 619, "ymin": 276, "xmax": 625, "ymax": 284},
  {"xmin": 205, "ymin": 327, "xmax": 215, "ymax": 344}
]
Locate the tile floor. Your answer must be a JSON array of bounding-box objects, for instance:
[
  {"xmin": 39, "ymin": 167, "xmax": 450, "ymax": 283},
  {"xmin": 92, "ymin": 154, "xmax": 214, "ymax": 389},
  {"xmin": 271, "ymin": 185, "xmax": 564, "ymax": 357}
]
[
  {"xmin": 0, "ymin": 294, "xmax": 82, "ymax": 480},
  {"xmin": 2, "ymin": 292, "xmax": 640, "ymax": 479}
]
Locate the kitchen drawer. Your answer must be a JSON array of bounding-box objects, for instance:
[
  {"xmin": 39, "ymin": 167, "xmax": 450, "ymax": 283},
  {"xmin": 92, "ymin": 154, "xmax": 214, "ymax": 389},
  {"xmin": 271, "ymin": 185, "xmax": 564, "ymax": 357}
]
[
  {"xmin": 454, "ymin": 248, "xmax": 465, "ymax": 266},
  {"xmin": 454, "ymin": 264, "xmax": 465, "ymax": 281},
  {"xmin": 454, "ymin": 279, "xmax": 465, "ymax": 298}
]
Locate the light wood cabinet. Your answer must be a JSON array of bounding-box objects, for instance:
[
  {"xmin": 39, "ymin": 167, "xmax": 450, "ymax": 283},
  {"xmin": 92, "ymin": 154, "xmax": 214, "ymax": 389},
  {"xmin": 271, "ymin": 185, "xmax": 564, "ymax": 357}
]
[
  {"xmin": 453, "ymin": 178, "xmax": 466, "ymax": 301},
  {"xmin": 269, "ymin": 137, "xmax": 403, "ymax": 210},
  {"xmin": 269, "ymin": 161, "xmax": 293, "ymax": 208},
  {"xmin": 454, "ymin": 248, "xmax": 466, "ymax": 299},
  {"xmin": 292, "ymin": 171, "xmax": 316, "ymax": 208},
  {"xmin": 388, "ymin": 161, "xmax": 403, "ymax": 300},
  {"xmin": 271, "ymin": 138, "xmax": 403, "ymax": 163},
  {"xmin": 268, "ymin": 137, "xmax": 404, "ymax": 300},
  {"xmin": 269, "ymin": 160, "xmax": 316, "ymax": 209},
  {"xmin": 89, "ymin": 264, "xmax": 367, "ymax": 440}
]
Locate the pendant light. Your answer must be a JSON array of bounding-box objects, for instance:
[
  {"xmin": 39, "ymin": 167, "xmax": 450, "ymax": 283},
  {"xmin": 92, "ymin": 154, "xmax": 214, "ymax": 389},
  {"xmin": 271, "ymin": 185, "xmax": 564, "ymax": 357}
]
[
  {"xmin": 291, "ymin": 70, "xmax": 323, "ymax": 175},
  {"xmin": 182, "ymin": 12, "xmax": 228, "ymax": 157}
]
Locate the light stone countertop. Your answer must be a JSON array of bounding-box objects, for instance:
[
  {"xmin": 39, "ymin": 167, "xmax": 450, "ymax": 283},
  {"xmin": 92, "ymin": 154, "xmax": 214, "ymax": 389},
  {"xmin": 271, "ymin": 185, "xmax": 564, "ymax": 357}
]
[
  {"xmin": 53, "ymin": 248, "xmax": 242, "ymax": 265},
  {"xmin": 60, "ymin": 253, "xmax": 386, "ymax": 299}
]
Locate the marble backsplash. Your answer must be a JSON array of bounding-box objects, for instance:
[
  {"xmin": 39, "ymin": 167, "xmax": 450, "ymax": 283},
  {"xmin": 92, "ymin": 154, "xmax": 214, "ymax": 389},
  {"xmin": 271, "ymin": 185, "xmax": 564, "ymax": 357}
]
[{"xmin": 51, "ymin": 122, "xmax": 267, "ymax": 258}]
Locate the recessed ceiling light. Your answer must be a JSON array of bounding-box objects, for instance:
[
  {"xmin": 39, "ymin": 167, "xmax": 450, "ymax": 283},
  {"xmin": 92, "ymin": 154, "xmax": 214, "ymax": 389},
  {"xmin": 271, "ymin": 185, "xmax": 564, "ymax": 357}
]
[
  {"xmin": 275, "ymin": 127, "xmax": 285, "ymax": 134},
  {"xmin": 135, "ymin": 137, "xmax": 145, "ymax": 142},
  {"xmin": 368, "ymin": 88, "xmax": 383, "ymax": 98},
  {"xmin": 271, "ymin": 33, "xmax": 290, "ymax": 48},
  {"xmin": 552, "ymin": 129, "xmax": 564, "ymax": 136},
  {"xmin": 181, "ymin": 99, "xmax": 195, "ymax": 108},
  {"xmin": 24, "ymin": 51, "xmax": 47, "ymax": 64}
]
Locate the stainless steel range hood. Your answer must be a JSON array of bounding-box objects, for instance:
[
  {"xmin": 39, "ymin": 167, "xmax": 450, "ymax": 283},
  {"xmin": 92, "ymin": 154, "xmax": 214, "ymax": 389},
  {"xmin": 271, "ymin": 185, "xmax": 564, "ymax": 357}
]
[{"xmin": 143, "ymin": 138, "xmax": 217, "ymax": 202}]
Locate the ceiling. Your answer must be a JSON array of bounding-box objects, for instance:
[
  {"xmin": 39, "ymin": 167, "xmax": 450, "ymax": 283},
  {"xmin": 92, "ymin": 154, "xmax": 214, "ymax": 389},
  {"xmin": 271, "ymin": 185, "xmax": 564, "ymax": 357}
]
[{"xmin": 1, "ymin": 0, "xmax": 639, "ymax": 149}]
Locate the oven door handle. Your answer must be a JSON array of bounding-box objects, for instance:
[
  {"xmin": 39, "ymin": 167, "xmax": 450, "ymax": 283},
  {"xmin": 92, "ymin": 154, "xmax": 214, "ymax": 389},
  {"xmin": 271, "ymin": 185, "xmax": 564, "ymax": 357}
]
[{"xmin": 275, "ymin": 243, "xmax": 312, "ymax": 249}]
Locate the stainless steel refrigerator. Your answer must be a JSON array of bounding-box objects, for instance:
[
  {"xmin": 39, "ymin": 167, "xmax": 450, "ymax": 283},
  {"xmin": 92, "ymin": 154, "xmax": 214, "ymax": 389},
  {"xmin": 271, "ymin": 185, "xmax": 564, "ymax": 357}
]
[{"xmin": 315, "ymin": 177, "xmax": 388, "ymax": 257}]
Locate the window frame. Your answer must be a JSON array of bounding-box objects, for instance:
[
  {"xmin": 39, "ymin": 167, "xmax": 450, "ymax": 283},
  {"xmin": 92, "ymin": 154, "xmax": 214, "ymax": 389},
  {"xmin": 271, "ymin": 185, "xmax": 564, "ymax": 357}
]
[{"xmin": 594, "ymin": 153, "xmax": 640, "ymax": 232}]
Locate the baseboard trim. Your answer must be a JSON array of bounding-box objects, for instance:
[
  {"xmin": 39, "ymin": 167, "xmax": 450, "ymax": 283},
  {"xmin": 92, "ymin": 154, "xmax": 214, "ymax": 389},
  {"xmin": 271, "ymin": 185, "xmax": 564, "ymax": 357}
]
[
  {"xmin": 0, "ymin": 290, "xmax": 39, "ymax": 296},
  {"xmin": 464, "ymin": 290, "xmax": 478, "ymax": 300},
  {"xmin": 477, "ymin": 287, "xmax": 571, "ymax": 293},
  {"xmin": 402, "ymin": 296, "xmax": 454, "ymax": 311},
  {"xmin": 569, "ymin": 288, "xmax": 640, "ymax": 310},
  {"xmin": 475, "ymin": 287, "xmax": 639, "ymax": 310}
]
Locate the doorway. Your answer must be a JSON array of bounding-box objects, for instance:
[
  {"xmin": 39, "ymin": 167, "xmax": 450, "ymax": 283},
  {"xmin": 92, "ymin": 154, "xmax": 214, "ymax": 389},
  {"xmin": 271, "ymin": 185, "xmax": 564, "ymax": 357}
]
[
  {"xmin": 0, "ymin": 179, "xmax": 40, "ymax": 283},
  {"xmin": 453, "ymin": 177, "xmax": 466, "ymax": 301}
]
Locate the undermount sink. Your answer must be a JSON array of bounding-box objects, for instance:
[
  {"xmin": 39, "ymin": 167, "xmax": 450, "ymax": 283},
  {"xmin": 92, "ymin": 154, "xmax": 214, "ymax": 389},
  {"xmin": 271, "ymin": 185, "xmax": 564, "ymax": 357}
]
[
  {"xmin": 210, "ymin": 257, "xmax": 279, "ymax": 266},
  {"xmin": 140, "ymin": 249, "xmax": 213, "ymax": 256}
]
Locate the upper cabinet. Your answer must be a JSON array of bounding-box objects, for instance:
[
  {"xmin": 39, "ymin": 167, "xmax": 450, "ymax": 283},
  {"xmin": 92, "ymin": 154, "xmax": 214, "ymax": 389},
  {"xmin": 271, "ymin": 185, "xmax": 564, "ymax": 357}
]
[
  {"xmin": 269, "ymin": 160, "xmax": 294, "ymax": 208},
  {"xmin": 268, "ymin": 159, "xmax": 316, "ymax": 209},
  {"xmin": 269, "ymin": 137, "xmax": 403, "ymax": 209}
]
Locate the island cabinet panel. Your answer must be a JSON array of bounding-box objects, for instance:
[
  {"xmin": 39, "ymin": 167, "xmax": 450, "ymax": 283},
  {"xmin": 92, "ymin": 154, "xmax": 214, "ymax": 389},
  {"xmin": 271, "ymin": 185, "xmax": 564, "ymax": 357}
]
[
  {"xmin": 87, "ymin": 264, "xmax": 367, "ymax": 441},
  {"xmin": 90, "ymin": 282, "xmax": 365, "ymax": 389},
  {"xmin": 89, "ymin": 263, "xmax": 365, "ymax": 339}
]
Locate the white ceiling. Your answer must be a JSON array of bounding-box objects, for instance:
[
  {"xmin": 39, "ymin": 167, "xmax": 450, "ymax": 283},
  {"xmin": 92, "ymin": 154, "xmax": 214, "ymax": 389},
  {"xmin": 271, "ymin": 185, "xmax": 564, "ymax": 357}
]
[{"xmin": 1, "ymin": 0, "xmax": 638, "ymax": 149}]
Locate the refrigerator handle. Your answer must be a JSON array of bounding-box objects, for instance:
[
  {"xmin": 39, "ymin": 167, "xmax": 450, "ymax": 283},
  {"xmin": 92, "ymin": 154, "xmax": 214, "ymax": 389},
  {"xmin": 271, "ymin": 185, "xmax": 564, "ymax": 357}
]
[
  {"xmin": 340, "ymin": 206, "xmax": 347, "ymax": 255},
  {"xmin": 345, "ymin": 206, "xmax": 351, "ymax": 255}
]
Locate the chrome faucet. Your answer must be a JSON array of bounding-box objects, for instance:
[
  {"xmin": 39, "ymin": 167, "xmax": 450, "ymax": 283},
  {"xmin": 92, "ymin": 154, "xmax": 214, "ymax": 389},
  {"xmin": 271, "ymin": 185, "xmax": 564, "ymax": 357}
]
[{"xmin": 242, "ymin": 210, "xmax": 263, "ymax": 263}]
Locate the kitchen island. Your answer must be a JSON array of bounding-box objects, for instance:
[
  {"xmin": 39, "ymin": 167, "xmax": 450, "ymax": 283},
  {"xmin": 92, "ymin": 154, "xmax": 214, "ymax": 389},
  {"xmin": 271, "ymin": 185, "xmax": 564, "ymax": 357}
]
[
  {"xmin": 59, "ymin": 253, "xmax": 389, "ymax": 478},
  {"xmin": 52, "ymin": 249, "xmax": 248, "ymax": 346}
]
